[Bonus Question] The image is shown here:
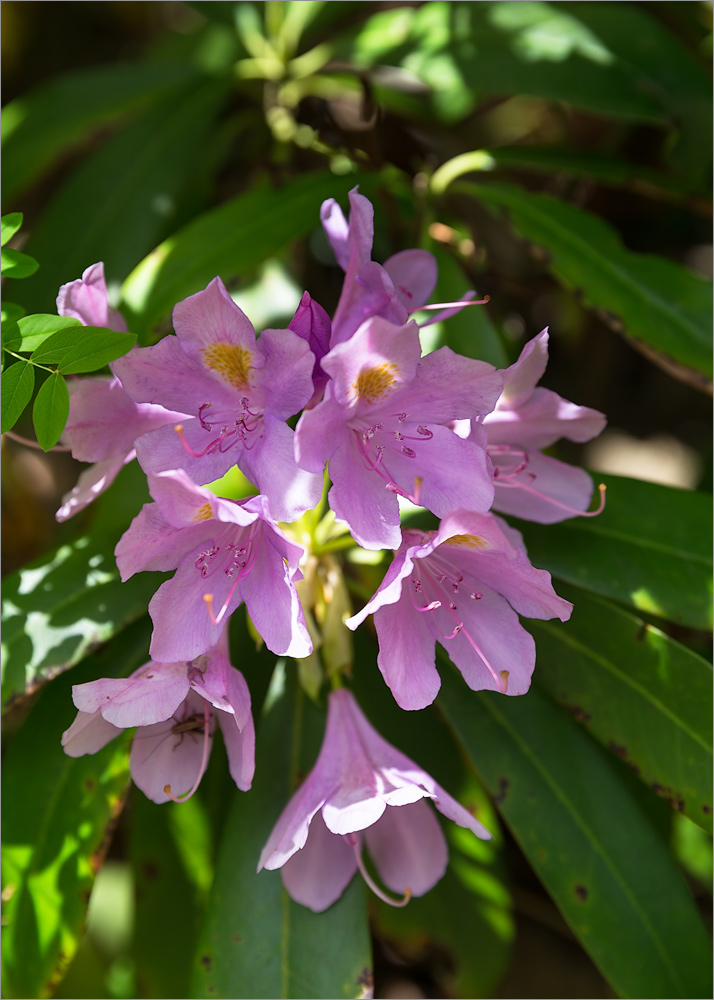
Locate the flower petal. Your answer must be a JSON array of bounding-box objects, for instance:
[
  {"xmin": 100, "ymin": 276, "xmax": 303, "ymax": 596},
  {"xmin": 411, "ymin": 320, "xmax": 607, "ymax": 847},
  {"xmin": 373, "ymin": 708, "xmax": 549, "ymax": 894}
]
[
  {"xmin": 373, "ymin": 597, "xmax": 442, "ymax": 710},
  {"xmin": 61, "ymin": 710, "xmax": 122, "ymax": 756},
  {"xmin": 383, "ymin": 249, "xmax": 438, "ymax": 310},
  {"xmin": 280, "ymin": 812, "xmax": 358, "ymax": 912},
  {"xmin": 217, "ymin": 710, "xmax": 255, "ymax": 792},
  {"xmin": 130, "ymin": 693, "xmax": 212, "ymax": 804},
  {"xmin": 365, "ymin": 800, "xmax": 448, "ymax": 897},
  {"xmin": 72, "ymin": 661, "xmax": 190, "ymax": 727}
]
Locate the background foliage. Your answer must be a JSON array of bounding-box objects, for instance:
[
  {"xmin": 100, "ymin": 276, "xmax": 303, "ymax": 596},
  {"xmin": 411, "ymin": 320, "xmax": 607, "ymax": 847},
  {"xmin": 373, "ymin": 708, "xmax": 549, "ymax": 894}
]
[{"xmin": 2, "ymin": 3, "xmax": 711, "ymax": 998}]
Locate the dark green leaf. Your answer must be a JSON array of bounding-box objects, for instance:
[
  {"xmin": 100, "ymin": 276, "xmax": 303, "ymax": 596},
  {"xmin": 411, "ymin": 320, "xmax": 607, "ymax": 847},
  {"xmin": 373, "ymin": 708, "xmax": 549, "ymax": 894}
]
[
  {"xmin": 1, "ymin": 537, "xmax": 165, "ymax": 714},
  {"xmin": 191, "ymin": 664, "xmax": 372, "ymax": 999},
  {"xmin": 0, "ymin": 622, "xmax": 151, "ymax": 999},
  {"xmin": 531, "ymin": 585, "xmax": 713, "ymax": 832},
  {"xmin": 513, "ymin": 473, "xmax": 713, "ymax": 630},
  {"xmin": 122, "ymin": 171, "xmax": 374, "ymax": 337},
  {"xmin": 463, "ymin": 182, "xmax": 712, "ymax": 379},
  {"xmin": 2, "ymin": 62, "xmax": 202, "ymax": 202},
  {"xmin": 1, "ymin": 247, "xmax": 39, "ymax": 279},
  {"xmin": 1, "ymin": 361, "xmax": 34, "ymax": 432},
  {"xmin": 28, "ymin": 327, "xmax": 136, "ymax": 373},
  {"xmin": 1, "ymin": 212, "xmax": 23, "ymax": 246},
  {"xmin": 16, "ymin": 314, "xmax": 81, "ymax": 353},
  {"xmin": 32, "ymin": 372, "xmax": 70, "ymax": 451},
  {"xmin": 439, "ymin": 675, "xmax": 713, "ymax": 1000},
  {"xmin": 21, "ymin": 76, "xmax": 232, "ymax": 313}
]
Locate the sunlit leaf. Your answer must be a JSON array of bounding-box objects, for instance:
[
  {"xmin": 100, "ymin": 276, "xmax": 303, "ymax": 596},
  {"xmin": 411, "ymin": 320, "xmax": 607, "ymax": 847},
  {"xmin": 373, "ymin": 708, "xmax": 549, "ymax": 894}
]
[
  {"xmin": 16, "ymin": 314, "xmax": 81, "ymax": 353},
  {"xmin": 30, "ymin": 327, "xmax": 136, "ymax": 373},
  {"xmin": 1, "ymin": 247, "xmax": 39, "ymax": 279},
  {"xmin": 439, "ymin": 674, "xmax": 713, "ymax": 999},
  {"xmin": 532, "ymin": 585, "xmax": 713, "ymax": 832},
  {"xmin": 513, "ymin": 474, "xmax": 713, "ymax": 630},
  {"xmin": 1, "ymin": 213, "xmax": 23, "ymax": 246}
]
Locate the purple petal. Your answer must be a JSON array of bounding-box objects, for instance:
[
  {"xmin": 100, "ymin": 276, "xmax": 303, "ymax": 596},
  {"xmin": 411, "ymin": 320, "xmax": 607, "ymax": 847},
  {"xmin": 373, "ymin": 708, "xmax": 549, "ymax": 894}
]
[
  {"xmin": 331, "ymin": 261, "xmax": 408, "ymax": 347},
  {"xmin": 191, "ymin": 643, "xmax": 253, "ymax": 731},
  {"xmin": 497, "ymin": 329, "xmax": 549, "ymax": 409},
  {"xmin": 294, "ymin": 393, "xmax": 346, "ymax": 473},
  {"xmin": 321, "ymin": 189, "xmax": 373, "ymax": 272},
  {"xmin": 61, "ymin": 710, "xmax": 122, "ymax": 756},
  {"xmin": 56, "ymin": 453, "xmax": 130, "ymax": 522},
  {"xmin": 217, "ymin": 710, "xmax": 255, "ymax": 791},
  {"xmin": 134, "ymin": 418, "xmax": 238, "ymax": 487},
  {"xmin": 172, "ymin": 276, "xmax": 257, "ymax": 365},
  {"xmin": 72, "ymin": 661, "xmax": 190, "ymax": 728},
  {"xmin": 114, "ymin": 502, "xmax": 206, "ymax": 580},
  {"xmin": 280, "ymin": 812, "xmax": 358, "ymax": 912},
  {"xmin": 390, "ymin": 346, "xmax": 503, "ymax": 424},
  {"xmin": 146, "ymin": 469, "xmax": 256, "ymax": 530},
  {"xmin": 239, "ymin": 415, "xmax": 323, "ymax": 522},
  {"xmin": 258, "ymin": 769, "xmax": 332, "ymax": 870},
  {"xmin": 130, "ymin": 692, "xmax": 212, "ymax": 804},
  {"xmin": 491, "ymin": 450, "xmax": 597, "ymax": 523},
  {"xmin": 372, "ymin": 598, "xmax": 441, "ymax": 710},
  {"xmin": 327, "ymin": 434, "xmax": 402, "ymax": 551},
  {"xmin": 57, "ymin": 262, "xmax": 127, "ymax": 331},
  {"xmin": 383, "ymin": 249, "xmax": 438, "ymax": 310},
  {"xmin": 256, "ymin": 327, "xmax": 317, "ymax": 420},
  {"xmin": 289, "ymin": 291, "xmax": 332, "ymax": 368},
  {"xmin": 485, "ymin": 386, "xmax": 606, "ymax": 450},
  {"xmin": 365, "ymin": 800, "xmax": 448, "ymax": 897}
]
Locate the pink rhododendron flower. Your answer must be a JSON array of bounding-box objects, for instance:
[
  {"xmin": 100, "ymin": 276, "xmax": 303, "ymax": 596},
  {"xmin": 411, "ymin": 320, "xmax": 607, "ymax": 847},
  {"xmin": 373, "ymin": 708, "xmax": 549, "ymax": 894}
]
[
  {"xmin": 347, "ymin": 510, "xmax": 572, "ymax": 710},
  {"xmin": 57, "ymin": 261, "xmax": 128, "ymax": 332},
  {"xmin": 113, "ymin": 276, "xmax": 322, "ymax": 522},
  {"xmin": 295, "ymin": 315, "xmax": 503, "ymax": 550},
  {"xmin": 258, "ymin": 688, "xmax": 491, "ymax": 912},
  {"xmin": 62, "ymin": 630, "xmax": 254, "ymax": 803},
  {"xmin": 469, "ymin": 329, "xmax": 607, "ymax": 523},
  {"xmin": 115, "ymin": 469, "xmax": 311, "ymax": 663}
]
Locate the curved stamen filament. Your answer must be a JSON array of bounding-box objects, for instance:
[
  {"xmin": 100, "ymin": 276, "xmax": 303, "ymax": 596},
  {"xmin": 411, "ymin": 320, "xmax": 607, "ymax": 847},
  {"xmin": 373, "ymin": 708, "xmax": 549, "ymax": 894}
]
[
  {"xmin": 497, "ymin": 477, "xmax": 607, "ymax": 518},
  {"xmin": 164, "ymin": 701, "xmax": 211, "ymax": 803},
  {"xmin": 356, "ymin": 431, "xmax": 423, "ymax": 505},
  {"xmin": 345, "ymin": 835, "xmax": 412, "ymax": 908},
  {"xmin": 202, "ymin": 535, "xmax": 257, "ymax": 626}
]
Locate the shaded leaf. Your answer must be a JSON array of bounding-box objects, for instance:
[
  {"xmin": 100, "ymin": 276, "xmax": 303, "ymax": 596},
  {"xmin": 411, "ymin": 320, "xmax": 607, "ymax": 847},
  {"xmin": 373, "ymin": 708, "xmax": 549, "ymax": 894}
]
[
  {"xmin": 122, "ymin": 171, "xmax": 374, "ymax": 337},
  {"xmin": 17, "ymin": 314, "xmax": 81, "ymax": 353},
  {"xmin": 0, "ymin": 620, "xmax": 151, "ymax": 999},
  {"xmin": 191, "ymin": 663, "xmax": 372, "ymax": 999},
  {"xmin": 463, "ymin": 181, "xmax": 712, "ymax": 378},
  {"xmin": 439, "ymin": 673, "xmax": 713, "ymax": 1000},
  {"xmin": 32, "ymin": 372, "xmax": 70, "ymax": 451},
  {"xmin": 1, "ymin": 247, "xmax": 39, "ymax": 279},
  {"xmin": 1, "ymin": 361, "xmax": 35, "ymax": 433},
  {"xmin": 1, "ymin": 212, "xmax": 23, "ymax": 246},
  {"xmin": 1, "ymin": 536, "xmax": 166, "ymax": 714},
  {"xmin": 21, "ymin": 76, "xmax": 232, "ymax": 313},
  {"xmin": 531, "ymin": 585, "xmax": 713, "ymax": 832},
  {"xmin": 513, "ymin": 473, "xmax": 712, "ymax": 630},
  {"xmin": 2, "ymin": 61, "xmax": 201, "ymax": 202},
  {"xmin": 30, "ymin": 327, "xmax": 136, "ymax": 373}
]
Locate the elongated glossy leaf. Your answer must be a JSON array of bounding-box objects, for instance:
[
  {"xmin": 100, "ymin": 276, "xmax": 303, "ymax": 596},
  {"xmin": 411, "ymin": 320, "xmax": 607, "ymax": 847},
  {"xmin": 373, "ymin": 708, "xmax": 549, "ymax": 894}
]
[
  {"xmin": 439, "ymin": 674, "xmax": 713, "ymax": 999},
  {"xmin": 1, "ymin": 247, "xmax": 39, "ymax": 279},
  {"xmin": 1, "ymin": 212, "xmax": 23, "ymax": 246},
  {"xmin": 531, "ymin": 585, "xmax": 712, "ymax": 832},
  {"xmin": 1, "ymin": 620, "xmax": 151, "ymax": 999},
  {"xmin": 191, "ymin": 664, "xmax": 372, "ymax": 999},
  {"xmin": 17, "ymin": 314, "xmax": 81, "ymax": 352},
  {"xmin": 32, "ymin": 372, "xmax": 70, "ymax": 451},
  {"xmin": 21, "ymin": 76, "xmax": 232, "ymax": 313},
  {"xmin": 30, "ymin": 327, "xmax": 136, "ymax": 372},
  {"xmin": 1, "ymin": 536, "xmax": 165, "ymax": 714},
  {"xmin": 464, "ymin": 182, "xmax": 712, "ymax": 379},
  {"xmin": 2, "ymin": 62, "xmax": 201, "ymax": 202},
  {"xmin": 1, "ymin": 361, "xmax": 35, "ymax": 432},
  {"xmin": 513, "ymin": 474, "xmax": 712, "ymax": 629},
  {"xmin": 122, "ymin": 171, "xmax": 373, "ymax": 337}
]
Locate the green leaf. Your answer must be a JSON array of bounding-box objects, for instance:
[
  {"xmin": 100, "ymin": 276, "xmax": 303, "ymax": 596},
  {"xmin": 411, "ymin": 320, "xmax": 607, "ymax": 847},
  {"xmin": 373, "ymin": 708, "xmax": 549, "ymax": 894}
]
[
  {"xmin": 15, "ymin": 314, "xmax": 82, "ymax": 353},
  {"xmin": 1, "ymin": 302, "xmax": 26, "ymax": 324},
  {"xmin": 1, "ymin": 537, "xmax": 165, "ymax": 714},
  {"xmin": 191, "ymin": 664, "xmax": 372, "ymax": 999},
  {"xmin": 1, "ymin": 212, "xmax": 23, "ymax": 246},
  {"xmin": 462, "ymin": 181, "xmax": 713, "ymax": 379},
  {"xmin": 2, "ymin": 61, "xmax": 202, "ymax": 202},
  {"xmin": 531, "ymin": 585, "xmax": 713, "ymax": 832},
  {"xmin": 0, "ymin": 622, "xmax": 151, "ymax": 999},
  {"xmin": 1, "ymin": 361, "xmax": 35, "ymax": 433},
  {"xmin": 1, "ymin": 247, "xmax": 39, "ymax": 279},
  {"xmin": 122, "ymin": 171, "xmax": 374, "ymax": 338},
  {"xmin": 20, "ymin": 76, "xmax": 232, "ymax": 313},
  {"xmin": 439, "ymin": 676, "xmax": 713, "ymax": 999},
  {"xmin": 32, "ymin": 372, "xmax": 70, "ymax": 451},
  {"xmin": 29, "ymin": 326, "xmax": 136, "ymax": 373},
  {"xmin": 513, "ymin": 473, "xmax": 713, "ymax": 630}
]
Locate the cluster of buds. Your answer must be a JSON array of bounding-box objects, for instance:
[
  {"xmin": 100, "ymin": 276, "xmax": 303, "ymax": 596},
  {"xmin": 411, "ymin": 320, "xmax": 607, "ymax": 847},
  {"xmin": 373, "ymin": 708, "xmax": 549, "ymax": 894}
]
[{"xmin": 61, "ymin": 189, "xmax": 606, "ymax": 911}]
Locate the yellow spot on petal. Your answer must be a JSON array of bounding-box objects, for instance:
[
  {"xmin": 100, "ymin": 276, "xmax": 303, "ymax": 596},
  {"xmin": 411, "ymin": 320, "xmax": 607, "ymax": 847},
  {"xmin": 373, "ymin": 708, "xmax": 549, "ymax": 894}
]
[
  {"xmin": 445, "ymin": 533, "xmax": 487, "ymax": 548},
  {"xmin": 193, "ymin": 502, "xmax": 213, "ymax": 521},
  {"xmin": 202, "ymin": 342, "xmax": 253, "ymax": 390},
  {"xmin": 353, "ymin": 362, "xmax": 399, "ymax": 403}
]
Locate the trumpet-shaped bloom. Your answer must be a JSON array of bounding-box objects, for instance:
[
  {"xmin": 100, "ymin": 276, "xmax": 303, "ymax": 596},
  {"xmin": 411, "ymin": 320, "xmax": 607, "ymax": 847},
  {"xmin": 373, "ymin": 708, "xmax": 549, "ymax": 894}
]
[
  {"xmin": 61, "ymin": 630, "xmax": 255, "ymax": 803},
  {"xmin": 322, "ymin": 188, "xmax": 438, "ymax": 345},
  {"xmin": 347, "ymin": 511, "xmax": 572, "ymax": 710},
  {"xmin": 258, "ymin": 688, "xmax": 491, "ymax": 912},
  {"xmin": 114, "ymin": 469, "xmax": 311, "ymax": 663},
  {"xmin": 295, "ymin": 315, "xmax": 503, "ymax": 549},
  {"xmin": 479, "ymin": 329, "xmax": 607, "ymax": 523},
  {"xmin": 113, "ymin": 276, "xmax": 322, "ymax": 522}
]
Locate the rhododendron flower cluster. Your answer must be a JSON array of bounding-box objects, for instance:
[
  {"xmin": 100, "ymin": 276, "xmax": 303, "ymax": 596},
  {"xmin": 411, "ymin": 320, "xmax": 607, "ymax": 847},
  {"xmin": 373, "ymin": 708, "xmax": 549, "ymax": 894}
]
[{"xmin": 60, "ymin": 188, "xmax": 606, "ymax": 910}]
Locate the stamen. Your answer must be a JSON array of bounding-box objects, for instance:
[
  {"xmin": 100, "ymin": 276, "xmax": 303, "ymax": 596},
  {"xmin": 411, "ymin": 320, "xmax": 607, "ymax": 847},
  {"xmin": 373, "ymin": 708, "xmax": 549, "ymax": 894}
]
[
  {"xmin": 497, "ymin": 478, "xmax": 607, "ymax": 518},
  {"xmin": 163, "ymin": 701, "xmax": 212, "ymax": 803},
  {"xmin": 345, "ymin": 835, "xmax": 412, "ymax": 908},
  {"xmin": 410, "ymin": 295, "xmax": 490, "ymax": 312}
]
